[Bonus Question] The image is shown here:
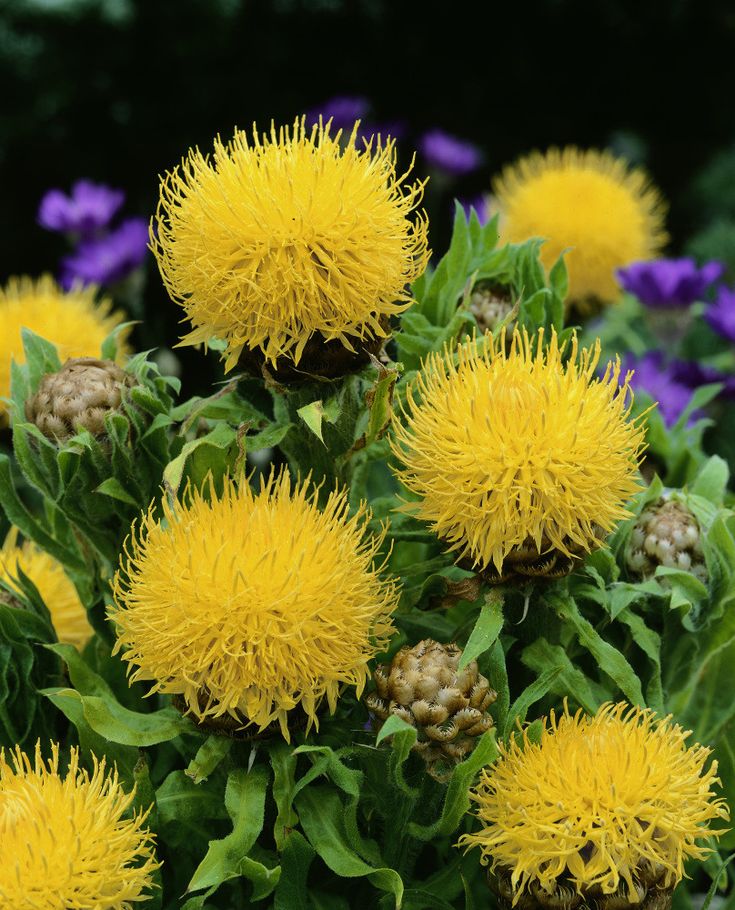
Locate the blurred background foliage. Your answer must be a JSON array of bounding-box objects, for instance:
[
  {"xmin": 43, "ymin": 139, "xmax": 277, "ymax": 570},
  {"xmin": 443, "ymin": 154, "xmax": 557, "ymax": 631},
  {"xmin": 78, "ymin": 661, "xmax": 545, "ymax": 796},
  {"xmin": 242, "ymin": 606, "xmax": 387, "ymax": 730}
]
[{"xmin": 2, "ymin": 0, "xmax": 735, "ymax": 392}]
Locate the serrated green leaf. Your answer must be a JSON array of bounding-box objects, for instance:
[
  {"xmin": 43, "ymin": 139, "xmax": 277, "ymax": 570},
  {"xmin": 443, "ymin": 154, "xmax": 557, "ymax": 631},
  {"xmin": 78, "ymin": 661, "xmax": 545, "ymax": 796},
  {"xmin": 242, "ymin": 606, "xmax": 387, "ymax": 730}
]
[
  {"xmin": 163, "ymin": 423, "xmax": 238, "ymax": 494},
  {"xmin": 297, "ymin": 400, "xmax": 327, "ymax": 443},
  {"xmin": 95, "ymin": 476, "xmax": 139, "ymax": 506}
]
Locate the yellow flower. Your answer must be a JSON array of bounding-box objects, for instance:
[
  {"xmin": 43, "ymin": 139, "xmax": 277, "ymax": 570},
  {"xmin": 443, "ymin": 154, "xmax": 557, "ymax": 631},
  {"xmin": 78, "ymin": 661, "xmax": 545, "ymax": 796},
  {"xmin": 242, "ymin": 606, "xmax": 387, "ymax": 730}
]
[
  {"xmin": 0, "ymin": 741, "xmax": 159, "ymax": 909},
  {"xmin": 391, "ymin": 328, "xmax": 646, "ymax": 576},
  {"xmin": 0, "ymin": 528, "xmax": 93, "ymax": 650},
  {"xmin": 0, "ymin": 275, "xmax": 127, "ymax": 420},
  {"xmin": 151, "ymin": 118, "xmax": 430, "ymax": 371},
  {"xmin": 493, "ymin": 147, "xmax": 667, "ymax": 305},
  {"xmin": 458, "ymin": 703, "xmax": 729, "ymax": 905},
  {"xmin": 109, "ymin": 470, "xmax": 399, "ymax": 739}
]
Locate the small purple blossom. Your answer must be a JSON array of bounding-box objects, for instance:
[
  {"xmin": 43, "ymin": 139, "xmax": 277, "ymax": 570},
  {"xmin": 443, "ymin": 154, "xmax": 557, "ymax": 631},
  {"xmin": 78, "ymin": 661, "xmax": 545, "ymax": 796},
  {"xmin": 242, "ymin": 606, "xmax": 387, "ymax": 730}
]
[
  {"xmin": 306, "ymin": 95, "xmax": 370, "ymax": 130},
  {"xmin": 616, "ymin": 257, "xmax": 725, "ymax": 307},
  {"xmin": 670, "ymin": 359, "xmax": 735, "ymax": 399},
  {"xmin": 60, "ymin": 217, "xmax": 149, "ymax": 289},
  {"xmin": 419, "ymin": 129, "xmax": 483, "ymax": 176},
  {"xmin": 459, "ymin": 195, "xmax": 490, "ymax": 225},
  {"xmin": 624, "ymin": 352, "xmax": 700, "ymax": 427},
  {"xmin": 705, "ymin": 285, "xmax": 735, "ymax": 343},
  {"xmin": 38, "ymin": 179, "xmax": 125, "ymax": 235}
]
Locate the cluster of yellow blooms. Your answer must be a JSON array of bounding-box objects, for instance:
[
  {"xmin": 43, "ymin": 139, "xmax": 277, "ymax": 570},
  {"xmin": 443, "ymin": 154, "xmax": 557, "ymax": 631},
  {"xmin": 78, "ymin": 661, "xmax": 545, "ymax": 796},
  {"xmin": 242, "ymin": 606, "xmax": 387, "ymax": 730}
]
[{"xmin": 0, "ymin": 118, "xmax": 726, "ymax": 909}]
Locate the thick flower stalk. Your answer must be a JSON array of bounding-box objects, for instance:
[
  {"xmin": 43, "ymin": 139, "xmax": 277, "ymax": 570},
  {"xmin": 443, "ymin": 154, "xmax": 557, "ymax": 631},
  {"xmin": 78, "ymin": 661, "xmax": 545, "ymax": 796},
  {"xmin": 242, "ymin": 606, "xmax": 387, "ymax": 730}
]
[
  {"xmin": 0, "ymin": 741, "xmax": 159, "ymax": 909},
  {"xmin": 459, "ymin": 703, "xmax": 728, "ymax": 909},
  {"xmin": 0, "ymin": 275, "xmax": 126, "ymax": 420},
  {"xmin": 151, "ymin": 118, "xmax": 430, "ymax": 371},
  {"xmin": 493, "ymin": 148, "xmax": 667, "ymax": 306},
  {"xmin": 366, "ymin": 639, "xmax": 496, "ymax": 778},
  {"xmin": 392, "ymin": 328, "xmax": 647, "ymax": 579},
  {"xmin": 109, "ymin": 470, "xmax": 399, "ymax": 739},
  {"xmin": 0, "ymin": 528, "xmax": 93, "ymax": 650}
]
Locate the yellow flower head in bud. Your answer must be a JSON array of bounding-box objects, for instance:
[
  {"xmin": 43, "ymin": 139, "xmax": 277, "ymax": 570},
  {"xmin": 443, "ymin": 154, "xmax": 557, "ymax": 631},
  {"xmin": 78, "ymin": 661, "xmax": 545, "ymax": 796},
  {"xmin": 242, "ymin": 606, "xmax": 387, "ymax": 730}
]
[
  {"xmin": 458, "ymin": 703, "xmax": 729, "ymax": 903},
  {"xmin": 1, "ymin": 528, "xmax": 93, "ymax": 650},
  {"xmin": 391, "ymin": 328, "xmax": 647, "ymax": 575},
  {"xmin": 151, "ymin": 118, "xmax": 430, "ymax": 370},
  {"xmin": 0, "ymin": 741, "xmax": 159, "ymax": 909},
  {"xmin": 0, "ymin": 275, "xmax": 128, "ymax": 421},
  {"xmin": 109, "ymin": 470, "xmax": 399, "ymax": 740},
  {"xmin": 493, "ymin": 148, "xmax": 667, "ymax": 305}
]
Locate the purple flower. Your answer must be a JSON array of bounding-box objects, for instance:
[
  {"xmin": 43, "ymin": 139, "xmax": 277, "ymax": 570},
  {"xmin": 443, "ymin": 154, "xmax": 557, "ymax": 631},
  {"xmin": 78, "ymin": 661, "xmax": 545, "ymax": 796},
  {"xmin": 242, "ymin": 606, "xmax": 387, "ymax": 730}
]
[
  {"xmin": 418, "ymin": 129, "xmax": 483, "ymax": 176},
  {"xmin": 616, "ymin": 257, "xmax": 725, "ymax": 307},
  {"xmin": 60, "ymin": 217, "xmax": 149, "ymax": 288},
  {"xmin": 624, "ymin": 352, "xmax": 700, "ymax": 427},
  {"xmin": 670, "ymin": 359, "xmax": 735, "ymax": 399},
  {"xmin": 459, "ymin": 195, "xmax": 490, "ymax": 225},
  {"xmin": 306, "ymin": 95, "xmax": 370, "ymax": 130},
  {"xmin": 38, "ymin": 180, "xmax": 125, "ymax": 235},
  {"xmin": 705, "ymin": 285, "xmax": 735, "ymax": 343}
]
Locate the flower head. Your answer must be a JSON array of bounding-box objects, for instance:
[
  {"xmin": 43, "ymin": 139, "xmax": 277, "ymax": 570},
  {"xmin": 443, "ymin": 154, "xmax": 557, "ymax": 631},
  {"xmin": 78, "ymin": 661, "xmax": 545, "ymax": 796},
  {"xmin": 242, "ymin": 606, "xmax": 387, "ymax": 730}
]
[
  {"xmin": 151, "ymin": 118, "xmax": 430, "ymax": 370},
  {"xmin": 0, "ymin": 275, "xmax": 127, "ymax": 420},
  {"xmin": 306, "ymin": 95, "xmax": 371, "ymax": 129},
  {"xmin": 624, "ymin": 352, "xmax": 699, "ymax": 428},
  {"xmin": 706, "ymin": 285, "xmax": 735, "ymax": 343},
  {"xmin": 493, "ymin": 147, "xmax": 667, "ymax": 305},
  {"xmin": 0, "ymin": 528, "xmax": 93, "ymax": 649},
  {"xmin": 38, "ymin": 179, "xmax": 124, "ymax": 235},
  {"xmin": 60, "ymin": 217, "xmax": 149, "ymax": 289},
  {"xmin": 419, "ymin": 128, "xmax": 483, "ymax": 176},
  {"xmin": 0, "ymin": 741, "xmax": 159, "ymax": 909},
  {"xmin": 109, "ymin": 470, "xmax": 399, "ymax": 739},
  {"xmin": 617, "ymin": 257, "xmax": 724, "ymax": 307},
  {"xmin": 391, "ymin": 329, "xmax": 646, "ymax": 575},
  {"xmin": 458, "ymin": 703, "xmax": 728, "ymax": 904}
]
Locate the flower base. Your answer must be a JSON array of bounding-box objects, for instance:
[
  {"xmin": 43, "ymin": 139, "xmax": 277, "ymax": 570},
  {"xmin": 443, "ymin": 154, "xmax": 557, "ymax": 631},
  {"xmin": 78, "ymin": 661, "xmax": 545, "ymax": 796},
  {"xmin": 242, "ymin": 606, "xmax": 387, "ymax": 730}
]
[
  {"xmin": 171, "ymin": 693, "xmax": 312, "ymax": 741},
  {"xmin": 237, "ymin": 316, "xmax": 390, "ymax": 383}
]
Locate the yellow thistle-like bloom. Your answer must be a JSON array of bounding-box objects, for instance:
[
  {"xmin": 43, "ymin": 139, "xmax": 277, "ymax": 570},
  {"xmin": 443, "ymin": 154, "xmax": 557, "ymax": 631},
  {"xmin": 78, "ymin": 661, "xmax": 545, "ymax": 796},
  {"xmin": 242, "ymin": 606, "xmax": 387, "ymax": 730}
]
[
  {"xmin": 109, "ymin": 470, "xmax": 399, "ymax": 739},
  {"xmin": 151, "ymin": 118, "xmax": 430, "ymax": 370},
  {"xmin": 493, "ymin": 148, "xmax": 667, "ymax": 305},
  {"xmin": 0, "ymin": 275, "xmax": 127, "ymax": 420},
  {"xmin": 0, "ymin": 528, "xmax": 93, "ymax": 650},
  {"xmin": 0, "ymin": 741, "xmax": 159, "ymax": 909},
  {"xmin": 458, "ymin": 703, "xmax": 729, "ymax": 905},
  {"xmin": 391, "ymin": 328, "xmax": 646, "ymax": 575}
]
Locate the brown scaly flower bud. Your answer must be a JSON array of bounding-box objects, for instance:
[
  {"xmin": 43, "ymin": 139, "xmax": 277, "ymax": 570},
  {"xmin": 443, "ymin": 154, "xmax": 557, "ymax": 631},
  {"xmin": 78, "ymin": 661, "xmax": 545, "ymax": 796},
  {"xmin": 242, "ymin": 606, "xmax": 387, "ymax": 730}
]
[
  {"xmin": 468, "ymin": 281, "xmax": 515, "ymax": 334},
  {"xmin": 365, "ymin": 639, "xmax": 496, "ymax": 780},
  {"xmin": 625, "ymin": 495, "xmax": 706, "ymax": 584},
  {"xmin": 25, "ymin": 357, "xmax": 138, "ymax": 442}
]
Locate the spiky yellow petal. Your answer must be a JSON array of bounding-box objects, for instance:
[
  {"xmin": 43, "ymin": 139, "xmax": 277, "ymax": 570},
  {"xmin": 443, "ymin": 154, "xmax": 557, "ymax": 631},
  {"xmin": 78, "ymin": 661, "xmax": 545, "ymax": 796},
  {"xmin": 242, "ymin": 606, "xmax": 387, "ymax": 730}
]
[
  {"xmin": 493, "ymin": 148, "xmax": 667, "ymax": 305},
  {"xmin": 0, "ymin": 528, "xmax": 93, "ymax": 650},
  {"xmin": 151, "ymin": 118, "xmax": 430, "ymax": 370},
  {"xmin": 0, "ymin": 275, "xmax": 128, "ymax": 421},
  {"xmin": 109, "ymin": 470, "xmax": 399, "ymax": 739},
  {"xmin": 0, "ymin": 741, "xmax": 159, "ymax": 909},
  {"xmin": 391, "ymin": 328, "xmax": 646, "ymax": 574},
  {"xmin": 458, "ymin": 703, "xmax": 729, "ymax": 903}
]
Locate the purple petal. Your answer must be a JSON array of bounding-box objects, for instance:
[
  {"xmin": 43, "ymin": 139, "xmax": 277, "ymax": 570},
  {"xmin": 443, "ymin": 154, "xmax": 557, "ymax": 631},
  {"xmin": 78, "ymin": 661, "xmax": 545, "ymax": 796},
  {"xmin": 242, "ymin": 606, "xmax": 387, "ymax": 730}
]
[
  {"xmin": 38, "ymin": 179, "xmax": 125, "ymax": 235},
  {"xmin": 705, "ymin": 285, "xmax": 735, "ymax": 344},
  {"xmin": 419, "ymin": 129, "xmax": 483, "ymax": 176},
  {"xmin": 624, "ymin": 352, "xmax": 702, "ymax": 427},
  {"xmin": 60, "ymin": 217, "xmax": 149, "ymax": 288},
  {"xmin": 617, "ymin": 257, "xmax": 725, "ymax": 307}
]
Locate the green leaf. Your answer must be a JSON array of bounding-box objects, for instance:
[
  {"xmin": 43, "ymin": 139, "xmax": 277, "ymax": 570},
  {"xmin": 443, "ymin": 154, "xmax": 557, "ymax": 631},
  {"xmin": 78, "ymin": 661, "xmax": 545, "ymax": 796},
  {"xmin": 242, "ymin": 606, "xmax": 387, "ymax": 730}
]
[
  {"xmin": 295, "ymin": 786, "xmax": 404, "ymax": 907},
  {"xmin": 163, "ymin": 423, "xmax": 238, "ymax": 495},
  {"xmin": 274, "ymin": 831, "xmax": 316, "ymax": 910},
  {"xmin": 701, "ymin": 853, "xmax": 735, "ymax": 910},
  {"xmin": 548, "ymin": 594, "xmax": 645, "ymax": 706},
  {"xmin": 375, "ymin": 714, "xmax": 419, "ymax": 798},
  {"xmin": 459, "ymin": 593, "xmax": 503, "ymax": 670},
  {"xmin": 247, "ymin": 421, "xmax": 293, "ymax": 451},
  {"xmin": 20, "ymin": 327, "xmax": 62, "ymax": 389},
  {"xmin": 95, "ymin": 476, "xmax": 140, "ymax": 506},
  {"xmin": 407, "ymin": 730, "xmax": 498, "ymax": 841},
  {"xmin": 187, "ymin": 765, "xmax": 273, "ymax": 894},
  {"xmin": 185, "ymin": 735, "xmax": 233, "ymax": 784},
  {"xmin": 690, "ymin": 455, "xmax": 729, "ymax": 505},
  {"xmin": 503, "ymin": 665, "xmax": 564, "ymax": 740},
  {"xmin": 269, "ymin": 741, "xmax": 299, "ymax": 851},
  {"xmin": 297, "ymin": 400, "xmax": 328, "ymax": 444},
  {"xmin": 156, "ymin": 770, "xmax": 229, "ymax": 826},
  {"xmin": 521, "ymin": 638, "xmax": 606, "ymax": 714},
  {"xmin": 41, "ymin": 687, "xmax": 193, "ymax": 746}
]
